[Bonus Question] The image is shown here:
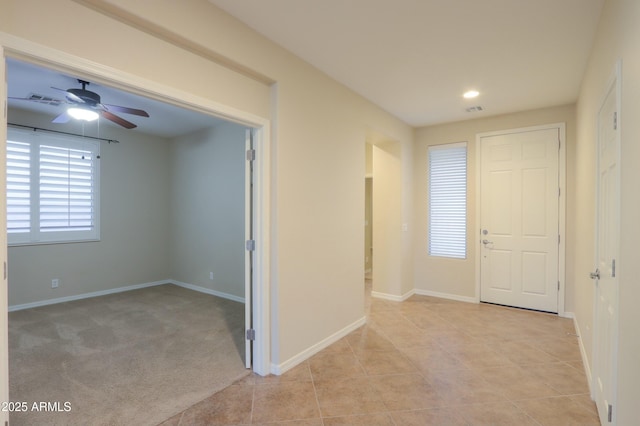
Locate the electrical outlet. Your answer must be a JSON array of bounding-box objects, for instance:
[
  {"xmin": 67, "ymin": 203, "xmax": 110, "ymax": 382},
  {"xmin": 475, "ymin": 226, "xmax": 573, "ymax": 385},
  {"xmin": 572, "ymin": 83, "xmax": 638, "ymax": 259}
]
[
  {"xmin": 51, "ymin": 279, "xmax": 59, "ymax": 289},
  {"xmin": 209, "ymin": 272, "xmax": 214, "ymax": 280}
]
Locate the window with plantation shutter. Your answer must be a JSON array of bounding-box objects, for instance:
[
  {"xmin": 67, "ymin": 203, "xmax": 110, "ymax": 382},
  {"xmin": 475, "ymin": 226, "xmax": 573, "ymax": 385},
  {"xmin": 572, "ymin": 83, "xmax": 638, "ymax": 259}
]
[
  {"xmin": 428, "ymin": 142, "xmax": 467, "ymax": 259},
  {"xmin": 6, "ymin": 127, "xmax": 100, "ymax": 245},
  {"xmin": 7, "ymin": 140, "xmax": 31, "ymax": 236}
]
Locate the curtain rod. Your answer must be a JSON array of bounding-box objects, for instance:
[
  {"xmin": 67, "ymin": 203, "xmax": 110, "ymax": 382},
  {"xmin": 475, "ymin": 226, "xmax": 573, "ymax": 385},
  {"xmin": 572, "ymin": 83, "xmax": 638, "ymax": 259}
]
[{"xmin": 7, "ymin": 123, "xmax": 120, "ymax": 144}]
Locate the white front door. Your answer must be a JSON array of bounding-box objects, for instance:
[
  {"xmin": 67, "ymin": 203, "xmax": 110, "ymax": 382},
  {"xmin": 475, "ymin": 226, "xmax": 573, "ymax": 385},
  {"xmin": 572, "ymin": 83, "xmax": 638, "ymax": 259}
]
[
  {"xmin": 480, "ymin": 127, "xmax": 560, "ymax": 313},
  {"xmin": 592, "ymin": 65, "xmax": 620, "ymax": 425}
]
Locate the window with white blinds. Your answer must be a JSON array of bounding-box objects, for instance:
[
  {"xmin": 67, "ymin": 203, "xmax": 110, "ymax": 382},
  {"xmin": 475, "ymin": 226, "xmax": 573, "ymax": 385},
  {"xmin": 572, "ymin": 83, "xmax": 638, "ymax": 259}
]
[
  {"xmin": 6, "ymin": 127, "xmax": 100, "ymax": 245},
  {"xmin": 428, "ymin": 142, "xmax": 467, "ymax": 259}
]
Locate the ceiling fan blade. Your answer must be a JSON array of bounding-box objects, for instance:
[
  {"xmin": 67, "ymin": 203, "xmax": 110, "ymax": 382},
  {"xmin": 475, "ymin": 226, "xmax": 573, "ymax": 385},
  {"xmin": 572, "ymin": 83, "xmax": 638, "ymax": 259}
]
[
  {"xmin": 52, "ymin": 112, "xmax": 71, "ymax": 124},
  {"xmin": 51, "ymin": 86, "xmax": 84, "ymax": 104},
  {"xmin": 102, "ymin": 110, "xmax": 137, "ymax": 129},
  {"xmin": 103, "ymin": 104, "xmax": 150, "ymax": 117}
]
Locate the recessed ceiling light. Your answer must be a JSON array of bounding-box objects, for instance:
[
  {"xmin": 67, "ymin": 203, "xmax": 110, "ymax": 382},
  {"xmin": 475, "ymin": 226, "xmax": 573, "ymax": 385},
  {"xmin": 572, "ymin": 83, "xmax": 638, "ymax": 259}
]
[{"xmin": 463, "ymin": 90, "xmax": 480, "ymax": 99}]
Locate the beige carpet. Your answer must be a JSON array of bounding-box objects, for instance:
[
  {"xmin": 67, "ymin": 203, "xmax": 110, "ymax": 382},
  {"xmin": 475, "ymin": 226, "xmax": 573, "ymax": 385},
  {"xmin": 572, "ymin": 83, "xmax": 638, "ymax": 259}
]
[{"xmin": 8, "ymin": 284, "xmax": 249, "ymax": 426}]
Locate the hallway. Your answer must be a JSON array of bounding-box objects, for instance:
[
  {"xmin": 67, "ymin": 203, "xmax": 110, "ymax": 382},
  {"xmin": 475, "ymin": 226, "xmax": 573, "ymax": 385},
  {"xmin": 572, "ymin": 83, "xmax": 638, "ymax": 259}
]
[{"xmin": 160, "ymin": 283, "xmax": 598, "ymax": 425}]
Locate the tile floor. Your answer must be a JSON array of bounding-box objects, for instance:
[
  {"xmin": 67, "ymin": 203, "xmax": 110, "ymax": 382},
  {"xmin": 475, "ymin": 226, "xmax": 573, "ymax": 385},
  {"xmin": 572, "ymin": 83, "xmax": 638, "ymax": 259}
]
[{"xmin": 159, "ymin": 280, "xmax": 600, "ymax": 425}]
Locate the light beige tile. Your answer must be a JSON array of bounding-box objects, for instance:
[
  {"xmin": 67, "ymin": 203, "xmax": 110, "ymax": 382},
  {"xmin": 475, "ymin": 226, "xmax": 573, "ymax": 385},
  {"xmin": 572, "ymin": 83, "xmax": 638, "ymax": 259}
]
[
  {"xmin": 345, "ymin": 327, "xmax": 397, "ymax": 353},
  {"xmin": 402, "ymin": 346, "xmax": 465, "ymax": 375},
  {"xmin": 322, "ymin": 413, "xmax": 394, "ymax": 425},
  {"xmin": 377, "ymin": 326, "xmax": 441, "ymax": 349},
  {"xmin": 534, "ymin": 337, "xmax": 582, "ymax": 361},
  {"xmin": 314, "ymin": 376, "xmax": 385, "ymax": 417},
  {"xmin": 477, "ymin": 365, "xmax": 559, "ymax": 400},
  {"xmin": 308, "ymin": 351, "xmax": 366, "ymax": 381},
  {"xmin": 448, "ymin": 342, "xmax": 514, "ymax": 369},
  {"xmin": 390, "ymin": 408, "xmax": 467, "ymax": 425},
  {"xmin": 570, "ymin": 394, "xmax": 599, "ymax": 417},
  {"xmin": 253, "ymin": 419, "xmax": 323, "ymax": 426},
  {"xmin": 526, "ymin": 362, "xmax": 591, "ymax": 395},
  {"xmin": 429, "ymin": 369, "xmax": 507, "ymax": 406},
  {"xmin": 177, "ymin": 384, "xmax": 253, "ymax": 426},
  {"xmin": 458, "ymin": 401, "xmax": 539, "ymax": 425},
  {"xmin": 491, "ymin": 340, "xmax": 560, "ymax": 365},
  {"xmin": 356, "ymin": 349, "xmax": 418, "ymax": 376},
  {"xmin": 252, "ymin": 381, "xmax": 320, "ymax": 424},
  {"xmin": 515, "ymin": 396, "xmax": 601, "ymax": 425},
  {"xmin": 368, "ymin": 373, "xmax": 443, "ymax": 410}
]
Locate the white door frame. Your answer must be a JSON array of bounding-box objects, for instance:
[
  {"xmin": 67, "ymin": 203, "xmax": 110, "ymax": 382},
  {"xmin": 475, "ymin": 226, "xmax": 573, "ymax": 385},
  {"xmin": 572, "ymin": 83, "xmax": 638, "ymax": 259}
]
[
  {"xmin": 0, "ymin": 33, "xmax": 272, "ymax": 378},
  {"xmin": 475, "ymin": 123, "xmax": 567, "ymax": 316}
]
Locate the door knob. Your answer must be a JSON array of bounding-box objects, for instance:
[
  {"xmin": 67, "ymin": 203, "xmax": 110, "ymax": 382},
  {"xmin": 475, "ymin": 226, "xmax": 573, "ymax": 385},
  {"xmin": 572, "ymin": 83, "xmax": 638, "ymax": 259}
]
[
  {"xmin": 482, "ymin": 239, "xmax": 493, "ymax": 245},
  {"xmin": 590, "ymin": 269, "xmax": 600, "ymax": 280}
]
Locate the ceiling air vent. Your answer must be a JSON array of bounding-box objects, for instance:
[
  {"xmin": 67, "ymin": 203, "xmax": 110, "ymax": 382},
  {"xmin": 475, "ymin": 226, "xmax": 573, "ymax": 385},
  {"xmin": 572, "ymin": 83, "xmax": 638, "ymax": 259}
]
[
  {"xmin": 26, "ymin": 93, "xmax": 63, "ymax": 106},
  {"xmin": 465, "ymin": 105, "xmax": 484, "ymax": 113}
]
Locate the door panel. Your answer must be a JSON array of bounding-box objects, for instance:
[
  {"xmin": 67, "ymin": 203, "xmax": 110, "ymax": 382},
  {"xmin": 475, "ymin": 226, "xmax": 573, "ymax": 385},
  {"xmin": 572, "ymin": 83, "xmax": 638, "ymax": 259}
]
[
  {"xmin": 480, "ymin": 128, "xmax": 559, "ymax": 312},
  {"xmin": 244, "ymin": 129, "xmax": 253, "ymax": 369},
  {"xmin": 593, "ymin": 70, "xmax": 619, "ymax": 425}
]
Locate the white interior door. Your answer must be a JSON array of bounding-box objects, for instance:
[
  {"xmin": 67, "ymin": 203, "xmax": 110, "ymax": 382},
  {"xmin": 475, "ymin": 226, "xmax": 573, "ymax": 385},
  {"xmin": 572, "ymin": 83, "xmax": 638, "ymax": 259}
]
[
  {"xmin": 592, "ymin": 67, "xmax": 619, "ymax": 425},
  {"xmin": 480, "ymin": 127, "xmax": 560, "ymax": 312},
  {"xmin": 244, "ymin": 129, "xmax": 253, "ymax": 369}
]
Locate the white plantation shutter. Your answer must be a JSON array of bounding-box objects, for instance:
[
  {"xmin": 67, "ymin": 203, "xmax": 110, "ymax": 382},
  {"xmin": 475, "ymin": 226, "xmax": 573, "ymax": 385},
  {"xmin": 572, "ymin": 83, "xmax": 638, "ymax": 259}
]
[
  {"xmin": 428, "ymin": 142, "xmax": 467, "ymax": 259},
  {"xmin": 7, "ymin": 140, "xmax": 32, "ymax": 238},
  {"xmin": 39, "ymin": 144, "xmax": 95, "ymax": 232},
  {"xmin": 6, "ymin": 127, "xmax": 100, "ymax": 245}
]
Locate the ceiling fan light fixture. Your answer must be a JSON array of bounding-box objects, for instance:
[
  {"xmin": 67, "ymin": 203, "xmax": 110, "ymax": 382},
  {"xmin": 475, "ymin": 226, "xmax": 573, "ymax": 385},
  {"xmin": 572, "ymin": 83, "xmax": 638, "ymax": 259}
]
[
  {"xmin": 463, "ymin": 90, "xmax": 480, "ymax": 99},
  {"xmin": 67, "ymin": 107, "xmax": 99, "ymax": 122}
]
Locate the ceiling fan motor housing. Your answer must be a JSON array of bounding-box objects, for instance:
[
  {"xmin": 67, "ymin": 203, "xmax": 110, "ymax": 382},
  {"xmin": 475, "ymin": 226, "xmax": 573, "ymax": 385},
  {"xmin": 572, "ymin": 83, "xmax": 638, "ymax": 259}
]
[{"xmin": 67, "ymin": 88, "xmax": 101, "ymax": 107}]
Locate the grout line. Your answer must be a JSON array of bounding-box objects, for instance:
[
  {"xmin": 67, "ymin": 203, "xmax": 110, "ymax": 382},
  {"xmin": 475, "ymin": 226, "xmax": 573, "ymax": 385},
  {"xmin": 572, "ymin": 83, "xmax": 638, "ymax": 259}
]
[
  {"xmin": 249, "ymin": 383, "xmax": 255, "ymax": 425},
  {"xmin": 308, "ymin": 361, "xmax": 325, "ymax": 425}
]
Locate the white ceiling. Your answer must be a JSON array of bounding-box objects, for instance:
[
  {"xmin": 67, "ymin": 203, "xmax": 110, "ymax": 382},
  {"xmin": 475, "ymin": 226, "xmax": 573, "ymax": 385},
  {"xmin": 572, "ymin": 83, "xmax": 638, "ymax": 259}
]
[
  {"xmin": 6, "ymin": 58, "xmax": 223, "ymax": 139},
  {"xmin": 208, "ymin": 0, "xmax": 605, "ymax": 126}
]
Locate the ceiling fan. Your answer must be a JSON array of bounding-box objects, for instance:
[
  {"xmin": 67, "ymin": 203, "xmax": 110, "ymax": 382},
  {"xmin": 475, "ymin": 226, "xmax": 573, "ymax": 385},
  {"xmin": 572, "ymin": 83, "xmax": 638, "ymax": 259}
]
[{"xmin": 10, "ymin": 79, "xmax": 150, "ymax": 129}]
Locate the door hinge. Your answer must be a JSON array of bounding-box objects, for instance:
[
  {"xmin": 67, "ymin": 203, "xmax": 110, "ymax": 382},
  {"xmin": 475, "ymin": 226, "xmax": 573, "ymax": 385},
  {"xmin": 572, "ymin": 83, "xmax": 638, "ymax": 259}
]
[
  {"xmin": 608, "ymin": 403, "xmax": 613, "ymax": 422},
  {"xmin": 246, "ymin": 329, "xmax": 256, "ymax": 341},
  {"xmin": 558, "ymin": 187, "xmax": 561, "ymax": 197},
  {"xmin": 246, "ymin": 149, "xmax": 256, "ymax": 161},
  {"xmin": 3, "ymin": 261, "xmax": 6, "ymax": 280},
  {"xmin": 245, "ymin": 240, "xmax": 256, "ymax": 251},
  {"xmin": 613, "ymin": 112, "xmax": 618, "ymax": 130},
  {"xmin": 558, "ymin": 281, "xmax": 560, "ymax": 291},
  {"xmin": 558, "ymin": 235, "xmax": 560, "ymax": 244},
  {"xmin": 612, "ymin": 259, "xmax": 616, "ymax": 278}
]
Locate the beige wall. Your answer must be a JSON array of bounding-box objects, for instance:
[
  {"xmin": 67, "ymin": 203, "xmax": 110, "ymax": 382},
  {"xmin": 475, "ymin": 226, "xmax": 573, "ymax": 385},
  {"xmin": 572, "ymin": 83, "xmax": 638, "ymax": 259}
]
[
  {"xmin": 169, "ymin": 123, "xmax": 246, "ymax": 299},
  {"xmin": 1, "ymin": 0, "xmax": 414, "ymax": 367},
  {"xmin": 573, "ymin": 0, "xmax": 640, "ymax": 422},
  {"xmin": 7, "ymin": 109, "xmax": 172, "ymax": 306},
  {"xmin": 372, "ymin": 143, "xmax": 404, "ymax": 297},
  {"xmin": 414, "ymin": 105, "xmax": 576, "ymax": 307}
]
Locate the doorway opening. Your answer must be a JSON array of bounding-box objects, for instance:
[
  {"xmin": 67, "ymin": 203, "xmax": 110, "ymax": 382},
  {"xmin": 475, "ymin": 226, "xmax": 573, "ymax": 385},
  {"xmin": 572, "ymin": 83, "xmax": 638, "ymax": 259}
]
[{"xmin": 0, "ymin": 43, "xmax": 270, "ymax": 424}]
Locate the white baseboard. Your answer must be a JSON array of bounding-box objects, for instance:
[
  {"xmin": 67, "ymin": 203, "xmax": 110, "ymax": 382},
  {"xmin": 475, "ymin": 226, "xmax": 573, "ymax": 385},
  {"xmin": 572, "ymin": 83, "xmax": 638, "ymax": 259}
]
[
  {"xmin": 413, "ymin": 288, "xmax": 477, "ymax": 304},
  {"xmin": 560, "ymin": 311, "xmax": 575, "ymax": 319},
  {"xmin": 371, "ymin": 289, "xmax": 415, "ymax": 302},
  {"xmin": 8, "ymin": 280, "xmax": 168, "ymax": 312},
  {"xmin": 271, "ymin": 316, "xmax": 367, "ymax": 375},
  {"xmin": 9, "ymin": 279, "xmax": 245, "ymax": 312},
  {"xmin": 573, "ymin": 315, "xmax": 594, "ymax": 397},
  {"xmin": 170, "ymin": 280, "xmax": 245, "ymax": 304}
]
